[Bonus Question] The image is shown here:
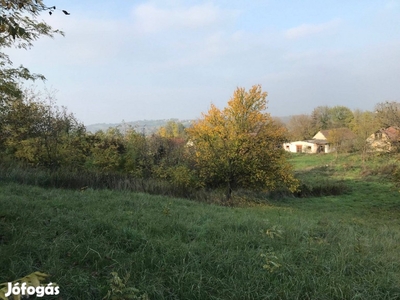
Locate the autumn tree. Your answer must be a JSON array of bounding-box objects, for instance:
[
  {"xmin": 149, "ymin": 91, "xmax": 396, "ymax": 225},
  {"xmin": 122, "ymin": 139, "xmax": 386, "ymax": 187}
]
[
  {"xmin": 1, "ymin": 90, "xmax": 87, "ymax": 170},
  {"xmin": 326, "ymin": 128, "xmax": 348, "ymax": 159},
  {"xmin": 375, "ymin": 101, "xmax": 400, "ymax": 128},
  {"xmin": 286, "ymin": 114, "xmax": 315, "ymax": 140},
  {"xmin": 187, "ymin": 85, "xmax": 299, "ymax": 201},
  {"xmin": 0, "ymin": 95, "xmax": 44, "ymax": 157},
  {"xmin": 350, "ymin": 109, "xmax": 380, "ymax": 162}
]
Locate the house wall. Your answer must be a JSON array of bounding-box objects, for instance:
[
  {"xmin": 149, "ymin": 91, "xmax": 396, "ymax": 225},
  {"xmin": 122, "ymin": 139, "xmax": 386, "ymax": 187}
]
[
  {"xmin": 283, "ymin": 141, "xmax": 319, "ymax": 153},
  {"xmin": 324, "ymin": 144, "xmax": 332, "ymax": 153},
  {"xmin": 283, "ymin": 141, "xmax": 332, "ymax": 153},
  {"xmin": 313, "ymin": 132, "xmax": 327, "ymax": 140},
  {"xmin": 312, "ymin": 143, "xmax": 332, "ymax": 153},
  {"xmin": 366, "ymin": 133, "xmax": 392, "ymax": 152}
]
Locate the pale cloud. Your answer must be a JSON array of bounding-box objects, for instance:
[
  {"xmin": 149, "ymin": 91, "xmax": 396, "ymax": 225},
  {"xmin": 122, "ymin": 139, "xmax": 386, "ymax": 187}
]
[
  {"xmin": 7, "ymin": 15, "xmax": 129, "ymax": 68},
  {"xmin": 142, "ymin": 31, "xmax": 240, "ymax": 72},
  {"xmin": 5, "ymin": 1, "xmax": 400, "ymax": 124},
  {"xmin": 283, "ymin": 49, "xmax": 345, "ymax": 64},
  {"xmin": 384, "ymin": 0, "xmax": 399, "ymax": 10},
  {"xmin": 131, "ymin": 2, "xmax": 237, "ymax": 34},
  {"xmin": 60, "ymin": 19, "xmax": 127, "ymax": 66},
  {"xmin": 285, "ymin": 19, "xmax": 342, "ymax": 40}
]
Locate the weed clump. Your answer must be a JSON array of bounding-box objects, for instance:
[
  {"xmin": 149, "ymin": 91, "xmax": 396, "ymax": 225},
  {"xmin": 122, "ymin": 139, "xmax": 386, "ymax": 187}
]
[{"xmin": 295, "ymin": 181, "xmax": 350, "ymax": 198}]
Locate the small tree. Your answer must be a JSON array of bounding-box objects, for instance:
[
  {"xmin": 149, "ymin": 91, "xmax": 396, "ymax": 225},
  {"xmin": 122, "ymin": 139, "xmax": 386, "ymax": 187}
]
[
  {"xmin": 326, "ymin": 129, "xmax": 342, "ymax": 159},
  {"xmin": 326, "ymin": 128, "xmax": 357, "ymax": 159},
  {"xmin": 311, "ymin": 106, "xmax": 331, "ymax": 131},
  {"xmin": 329, "ymin": 105, "xmax": 354, "ymax": 129},
  {"xmin": 286, "ymin": 114, "xmax": 314, "ymax": 140},
  {"xmin": 350, "ymin": 109, "xmax": 380, "ymax": 163},
  {"xmin": 375, "ymin": 101, "xmax": 400, "ymax": 128},
  {"xmin": 187, "ymin": 85, "xmax": 299, "ymax": 200},
  {"xmin": 310, "ymin": 105, "xmax": 353, "ymax": 131},
  {"xmin": 1, "ymin": 90, "xmax": 87, "ymax": 170}
]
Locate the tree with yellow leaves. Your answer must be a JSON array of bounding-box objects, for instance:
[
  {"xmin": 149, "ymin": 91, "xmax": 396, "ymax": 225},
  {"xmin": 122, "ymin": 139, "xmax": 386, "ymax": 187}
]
[{"xmin": 187, "ymin": 85, "xmax": 299, "ymax": 201}]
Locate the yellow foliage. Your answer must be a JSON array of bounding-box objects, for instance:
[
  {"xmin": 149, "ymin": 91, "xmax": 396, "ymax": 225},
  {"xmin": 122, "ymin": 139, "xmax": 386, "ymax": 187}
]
[
  {"xmin": 187, "ymin": 85, "xmax": 299, "ymax": 200},
  {"xmin": 157, "ymin": 121, "xmax": 186, "ymax": 138}
]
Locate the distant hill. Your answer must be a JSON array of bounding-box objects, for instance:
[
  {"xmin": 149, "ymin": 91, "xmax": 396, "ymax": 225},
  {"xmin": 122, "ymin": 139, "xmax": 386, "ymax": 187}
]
[
  {"xmin": 85, "ymin": 119, "xmax": 193, "ymax": 135},
  {"xmin": 86, "ymin": 116, "xmax": 292, "ymax": 135}
]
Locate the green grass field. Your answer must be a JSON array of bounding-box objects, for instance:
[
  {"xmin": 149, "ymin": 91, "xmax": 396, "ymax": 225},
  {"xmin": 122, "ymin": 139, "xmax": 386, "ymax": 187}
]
[{"xmin": 1, "ymin": 153, "xmax": 400, "ymax": 299}]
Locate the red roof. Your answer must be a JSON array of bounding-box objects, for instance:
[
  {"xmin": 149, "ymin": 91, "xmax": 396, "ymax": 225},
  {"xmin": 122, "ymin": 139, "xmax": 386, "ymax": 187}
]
[{"xmin": 380, "ymin": 126, "xmax": 400, "ymax": 141}]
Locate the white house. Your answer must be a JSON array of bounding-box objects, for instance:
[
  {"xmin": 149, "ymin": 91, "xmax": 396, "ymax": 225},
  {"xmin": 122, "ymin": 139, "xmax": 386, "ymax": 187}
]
[
  {"xmin": 283, "ymin": 140, "xmax": 330, "ymax": 153},
  {"xmin": 283, "ymin": 128, "xmax": 355, "ymax": 154}
]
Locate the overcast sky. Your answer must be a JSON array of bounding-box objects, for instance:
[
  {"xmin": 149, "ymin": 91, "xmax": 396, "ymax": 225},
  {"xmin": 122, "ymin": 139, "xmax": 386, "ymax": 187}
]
[{"xmin": 5, "ymin": 0, "xmax": 400, "ymax": 125}]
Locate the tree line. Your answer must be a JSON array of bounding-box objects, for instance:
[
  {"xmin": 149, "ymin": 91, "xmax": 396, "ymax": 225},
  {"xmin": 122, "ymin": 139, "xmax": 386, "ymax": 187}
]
[
  {"xmin": 0, "ymin": 84, "xmax": 300, "ymax": 200},
  {"xmin": 286, "ymin": 103, "xmax": 400, "ymax": 142}
]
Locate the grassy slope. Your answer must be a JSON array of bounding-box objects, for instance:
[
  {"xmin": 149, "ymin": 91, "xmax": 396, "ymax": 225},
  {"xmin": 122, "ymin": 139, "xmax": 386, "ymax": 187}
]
[{"xmin": 1, "ymin": 154, "xmax": 400, "ymax": 299}]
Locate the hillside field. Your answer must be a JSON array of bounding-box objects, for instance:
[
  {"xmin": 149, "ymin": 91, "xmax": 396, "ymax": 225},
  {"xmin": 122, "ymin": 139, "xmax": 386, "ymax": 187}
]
[{"xmin": 0, "ymin": 153, "xmax": 400, "ymax": 299}]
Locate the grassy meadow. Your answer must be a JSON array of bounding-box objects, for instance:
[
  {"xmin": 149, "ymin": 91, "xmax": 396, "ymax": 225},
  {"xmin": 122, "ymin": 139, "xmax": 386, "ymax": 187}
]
[{"xmin": 0, "ymin": 153, "xmax": 400, "ymax": 299}]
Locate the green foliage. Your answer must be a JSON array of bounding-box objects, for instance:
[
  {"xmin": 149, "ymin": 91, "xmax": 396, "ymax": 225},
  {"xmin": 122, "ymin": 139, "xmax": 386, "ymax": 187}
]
[
  {"xmin": 329, "ymin": 105, "xmax": 354, "ymax": 128},
  {"xmin": 0, "ymin": 53, "xmax": 45, "ymax": 102},
  {"xmin": 122, "ymin": 129, "xmax": 149, "ymax": 177},
  {"xmin": 350, "ymin": 109, "xmax": 380, "ymax": 160},
  {"xmin": 311, "ymin": 105, "xmax": 354, "ymax": 131},
  {"xmin": 167, "ymin": 165, "xmax": 198, "ymax": 189},
  {"xmin": 0, "ymin": 91, "xmax": 87, "ymax": 170},
  {"xmin": 0, "ymin": 0, "xmax": 66, "ymax": 49},
  {"xmin": 85, "ymin": 128, "xmax": 126, "ymax": 173},
  {"xmin": 157, "ymin": 120, "xmax": 187, "ymax": 139}
]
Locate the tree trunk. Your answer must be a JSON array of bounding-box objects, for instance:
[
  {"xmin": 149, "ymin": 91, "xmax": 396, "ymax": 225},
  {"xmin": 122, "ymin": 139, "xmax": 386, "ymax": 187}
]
[{"xmin": 225, "ymin": 181, "xmax": 232, "ymax": 202}]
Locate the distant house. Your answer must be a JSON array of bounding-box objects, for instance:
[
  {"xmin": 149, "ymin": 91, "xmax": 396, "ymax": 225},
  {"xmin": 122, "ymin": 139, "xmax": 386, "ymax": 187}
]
[
  {"xmin": 366, "ymin": 126, "xmax": 400, "ymax": 152},
  {"xmin": 283, "ymin": 140, "xmax": 329, "ymax": 153},
  {"xmin": 283, "ymin": 128, "xmax": 356, "ymax": 154}
]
